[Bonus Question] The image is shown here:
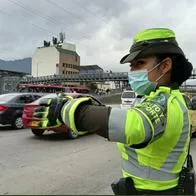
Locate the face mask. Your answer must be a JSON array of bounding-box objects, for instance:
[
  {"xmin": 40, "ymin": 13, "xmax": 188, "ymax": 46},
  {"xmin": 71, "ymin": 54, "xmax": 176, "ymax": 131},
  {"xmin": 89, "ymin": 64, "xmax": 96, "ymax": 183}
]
[
  {"xmin": 128, "ymin": 60, "xmax": 166, "ymax": 95},
  {"xmin": 128, "ymin": 70, "xmax": 157, "ymax": 95}
]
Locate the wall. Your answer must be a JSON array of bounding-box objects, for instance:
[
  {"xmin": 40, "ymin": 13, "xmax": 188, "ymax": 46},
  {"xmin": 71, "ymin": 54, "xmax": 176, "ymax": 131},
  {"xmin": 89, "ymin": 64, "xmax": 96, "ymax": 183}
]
[
  {"xmin": 59, "ymin": 53, "xmax": 80, "ymax": 75},
  {"xmin": 0, "ymin": 76, "xmax": 22, "ymax": 94},
  {"xmin": 32, "ymin": 46, "xmax": 59, "ymax": 77}
]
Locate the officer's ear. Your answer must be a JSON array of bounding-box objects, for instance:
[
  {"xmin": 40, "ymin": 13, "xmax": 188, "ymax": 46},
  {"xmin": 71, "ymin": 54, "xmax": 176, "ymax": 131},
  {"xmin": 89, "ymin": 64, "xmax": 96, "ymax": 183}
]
[{"xmin": 160, "ymin": 57, "xmax": 172, "ymax": 75}]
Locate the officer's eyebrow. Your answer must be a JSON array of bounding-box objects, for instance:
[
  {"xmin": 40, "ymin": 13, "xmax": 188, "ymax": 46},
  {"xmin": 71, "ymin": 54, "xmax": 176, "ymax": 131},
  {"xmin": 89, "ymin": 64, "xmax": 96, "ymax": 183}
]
[{"xmin": 130, "ymin": 59, "xmax": 146, "ymax": 68}]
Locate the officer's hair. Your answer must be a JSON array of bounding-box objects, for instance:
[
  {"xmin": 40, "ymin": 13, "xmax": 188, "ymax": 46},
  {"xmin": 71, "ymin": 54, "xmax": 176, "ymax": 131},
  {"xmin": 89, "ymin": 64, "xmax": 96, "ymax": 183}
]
[{"xmin": 156, "ymin": 54, "xmax": 193, "ymax": 86}]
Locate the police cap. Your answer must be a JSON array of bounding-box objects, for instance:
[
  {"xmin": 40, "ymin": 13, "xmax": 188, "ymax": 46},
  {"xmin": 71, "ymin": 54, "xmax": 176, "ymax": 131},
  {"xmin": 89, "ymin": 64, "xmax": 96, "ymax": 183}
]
[{"xmin": 120, "ymin": 28, "xmax": 185, "ymax": 64}]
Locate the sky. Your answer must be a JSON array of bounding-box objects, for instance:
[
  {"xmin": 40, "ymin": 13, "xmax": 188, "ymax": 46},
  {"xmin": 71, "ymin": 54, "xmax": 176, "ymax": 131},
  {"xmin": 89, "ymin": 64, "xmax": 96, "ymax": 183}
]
[{"xmin": 0, "ymin": 0, "xmax": 196, "ymax": 72}]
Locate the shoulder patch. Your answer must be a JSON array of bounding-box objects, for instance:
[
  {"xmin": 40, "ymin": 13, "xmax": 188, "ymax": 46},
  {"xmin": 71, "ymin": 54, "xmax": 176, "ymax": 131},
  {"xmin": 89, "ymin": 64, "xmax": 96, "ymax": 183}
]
[{"xmin": 135, "ymin": 99, "xmax": 167, "ymax": 140}]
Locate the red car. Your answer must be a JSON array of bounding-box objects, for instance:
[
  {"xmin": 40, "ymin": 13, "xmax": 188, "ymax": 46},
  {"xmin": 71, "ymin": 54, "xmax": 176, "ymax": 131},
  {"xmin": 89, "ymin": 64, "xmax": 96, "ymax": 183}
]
[{"xmin": 22, "ymin": 93, "xmax": 104, "ymax": 139}]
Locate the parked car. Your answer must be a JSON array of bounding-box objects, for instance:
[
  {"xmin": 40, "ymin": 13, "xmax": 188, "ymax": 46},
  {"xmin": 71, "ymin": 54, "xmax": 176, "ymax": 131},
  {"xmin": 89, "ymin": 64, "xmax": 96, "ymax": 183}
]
[
  {"xmin": 183, "ymin": 94, "xmax": 196, "ymax": 137},
  {"xmin": 22, "ymin": 93, "xmax": 104, "ymax": 138},
  {"xmin": 0, "ymin": 93, "xmax": 42, "ymax": 129},
  {"xmin": 121, "ymin": 90, "xmax": 136, "ymax": 107},
  {"xmin": 190, "ymin": 95, "xmax": 196, "ymax": 137}
]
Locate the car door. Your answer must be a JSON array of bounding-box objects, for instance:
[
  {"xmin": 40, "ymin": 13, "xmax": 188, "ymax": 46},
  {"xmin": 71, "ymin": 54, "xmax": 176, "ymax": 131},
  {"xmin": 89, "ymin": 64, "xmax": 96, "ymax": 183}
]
[{"xmin": 11, "ymin": 95, "xmax": 35, "ymax": 117}]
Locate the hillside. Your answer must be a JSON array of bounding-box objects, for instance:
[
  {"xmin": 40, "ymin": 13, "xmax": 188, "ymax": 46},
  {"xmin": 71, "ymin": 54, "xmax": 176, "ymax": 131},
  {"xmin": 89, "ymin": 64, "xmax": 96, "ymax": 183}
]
[{"xmin": 0, "ymin": 57, "xmax": 31, "ymax": 74}]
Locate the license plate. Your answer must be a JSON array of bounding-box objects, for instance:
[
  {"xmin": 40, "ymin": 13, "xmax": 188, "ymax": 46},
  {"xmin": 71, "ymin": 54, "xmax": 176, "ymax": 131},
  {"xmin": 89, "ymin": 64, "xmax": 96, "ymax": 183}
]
[{"xmin": 31, "ymin": 121, "xmax": 39, "ymax": 127}]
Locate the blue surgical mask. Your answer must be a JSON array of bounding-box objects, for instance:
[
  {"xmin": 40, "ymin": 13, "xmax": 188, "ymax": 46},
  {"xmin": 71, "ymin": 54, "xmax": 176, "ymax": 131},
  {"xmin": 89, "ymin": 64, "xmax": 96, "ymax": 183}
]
[
  {"xmin": 128, "ymin": 59, "xmax": 167, "ymax": 95},
  {"xmin": 128, "ymin": 69, "xmax": 157, "ymax": 95}
]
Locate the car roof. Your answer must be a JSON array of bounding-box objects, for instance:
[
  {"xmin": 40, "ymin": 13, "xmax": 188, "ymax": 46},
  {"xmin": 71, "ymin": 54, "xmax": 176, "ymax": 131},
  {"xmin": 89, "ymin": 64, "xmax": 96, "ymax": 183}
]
[
  {"xmin": 192, "ymin": 96, "xmax": 196, "ymax": 101},
  {"xmin": 41, "ymin": 92, "xmax": 93, "ymax": 98},
  {"xmin": 0, "ymin": 92, "xmax": 43, "ymax": 96},
  {"xmin": 122, "ymin": 90, "xmax": 135, "ymax": 93}
]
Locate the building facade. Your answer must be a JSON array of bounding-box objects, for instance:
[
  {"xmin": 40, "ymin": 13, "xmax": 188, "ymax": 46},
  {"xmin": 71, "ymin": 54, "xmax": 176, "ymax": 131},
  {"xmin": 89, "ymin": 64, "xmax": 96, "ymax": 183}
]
[{"xmin": 32, "ymin": 42, "xmax": 80, "ymax": 77}]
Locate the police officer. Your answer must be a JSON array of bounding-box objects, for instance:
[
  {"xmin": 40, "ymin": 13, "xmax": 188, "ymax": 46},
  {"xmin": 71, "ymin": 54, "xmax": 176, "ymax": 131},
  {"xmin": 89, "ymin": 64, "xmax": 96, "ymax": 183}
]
[{"xmin": 33, "ymin": 28, "xmax": 193, "ymax": 195}]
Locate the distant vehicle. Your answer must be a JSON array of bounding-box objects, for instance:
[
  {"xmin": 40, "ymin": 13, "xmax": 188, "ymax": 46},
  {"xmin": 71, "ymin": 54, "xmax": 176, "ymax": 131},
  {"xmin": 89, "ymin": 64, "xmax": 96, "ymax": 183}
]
[
  {"xmin": 18, "ymin": 84, "xmax": 90, "ymax": 94},
  {"xmin": 121, "ymin": 90, "xmax": 136, "ymax": 107},
  {"xmin": 191, "ymin": 96, "xmax": 196, "ymax": 109},
  {"xmin": 190, "ymin": 95, "xmax": 196, "ymax": 137},
  {"xmin": 0, "ymin": 93, "xmax": 42, "ymax": 129},
  {"xmin": 183, "ymin": 94, "xmax": 196, "ymax": 137},
  {"xmin": 22, "ymin": 93, "xmax": 104, "ymax": 139}
]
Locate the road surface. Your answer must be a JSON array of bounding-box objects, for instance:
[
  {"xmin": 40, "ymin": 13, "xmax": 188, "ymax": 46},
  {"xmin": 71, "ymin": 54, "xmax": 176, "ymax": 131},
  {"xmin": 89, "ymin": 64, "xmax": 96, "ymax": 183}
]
[
  {"xmin": 0, "ymin": 127, "xmax": 121, "ymax": 195},
  {"xmin": 0, "ymin": 103, "xmax": 196, "ymax": 195}
]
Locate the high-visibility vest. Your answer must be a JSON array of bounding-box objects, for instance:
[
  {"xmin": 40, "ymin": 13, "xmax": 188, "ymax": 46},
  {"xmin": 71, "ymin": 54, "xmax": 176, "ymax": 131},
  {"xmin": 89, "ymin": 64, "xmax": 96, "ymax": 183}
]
[{"xmin": 108, "ymin": 86, "xmax": 190, "ymax": 191}]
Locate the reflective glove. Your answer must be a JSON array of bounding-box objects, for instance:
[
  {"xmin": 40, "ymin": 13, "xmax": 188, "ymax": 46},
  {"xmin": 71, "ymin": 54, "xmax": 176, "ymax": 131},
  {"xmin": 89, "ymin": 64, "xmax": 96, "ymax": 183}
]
[
  {"xmin": 60, "ymin": 96, "xmax": 94, "ymax": 138},
  {"xmin": 32, "ymin": 95, "xmax": 73, "ymax": 129}
]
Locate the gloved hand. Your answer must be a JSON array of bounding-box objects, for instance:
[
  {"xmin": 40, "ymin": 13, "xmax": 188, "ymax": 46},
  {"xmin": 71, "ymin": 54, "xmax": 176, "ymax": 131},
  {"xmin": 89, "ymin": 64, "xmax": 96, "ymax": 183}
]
[{"xmin": 32, "ymin": 94, "xmax": 73, "ymax": 129}]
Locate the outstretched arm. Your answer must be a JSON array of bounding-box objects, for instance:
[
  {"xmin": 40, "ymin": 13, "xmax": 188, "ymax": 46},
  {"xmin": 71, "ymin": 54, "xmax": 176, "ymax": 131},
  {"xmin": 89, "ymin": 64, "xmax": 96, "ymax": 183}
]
[{"xmin": 74, "ymin": 103, "xmax": 111, "ymax": 138}]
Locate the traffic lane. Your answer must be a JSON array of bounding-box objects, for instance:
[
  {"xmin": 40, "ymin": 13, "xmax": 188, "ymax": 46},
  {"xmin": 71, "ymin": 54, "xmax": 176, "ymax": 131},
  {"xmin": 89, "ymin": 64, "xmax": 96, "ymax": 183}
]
[
  {"xmin": 1, "ymin": 114, "xmax": 196, "ymax": 195},
  {"xmin": 0, "ymin": 128, "xmax": 121, "ymax": 195}
]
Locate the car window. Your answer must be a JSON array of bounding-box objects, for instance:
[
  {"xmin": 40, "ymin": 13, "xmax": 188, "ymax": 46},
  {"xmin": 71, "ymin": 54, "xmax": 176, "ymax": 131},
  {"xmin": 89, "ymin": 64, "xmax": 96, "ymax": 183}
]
[
  {"xmin": 15, "ymin": 95, "xmax": 34, "ymax": 104},
  {"xmin": 191, "ymin": 96, "xmax": 196, "ymax": 103},
  {"xmin": 42, "ymin": 94, "xmax": 57, "ymax": 99},
  {"xmin": 191, "ymin": 96, "xmax": 196, "ymax": 110},
  {"xmin": 121, "ymin": 91, "xmax": 136, "ymax": 98},
  {"xmin": 183, "ymin": 95, "xmax": 192, "ymax": 109},
  {"xmin": 32, "ymin": 95, "xmax": 42, "ymax": 101}
]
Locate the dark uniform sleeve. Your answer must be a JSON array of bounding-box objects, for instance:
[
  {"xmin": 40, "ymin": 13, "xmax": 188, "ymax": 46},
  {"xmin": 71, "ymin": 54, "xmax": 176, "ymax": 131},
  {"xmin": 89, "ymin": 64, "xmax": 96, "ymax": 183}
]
[{"xmin": 75, "ymin": 103, "xmax": 111, "ymax": 138}]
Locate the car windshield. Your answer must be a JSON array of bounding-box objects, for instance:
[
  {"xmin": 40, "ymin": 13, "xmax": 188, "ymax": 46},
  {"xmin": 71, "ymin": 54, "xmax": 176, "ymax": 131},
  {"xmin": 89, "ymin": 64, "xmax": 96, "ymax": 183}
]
[
  {"xmin": 192, "ymin": 96, "xmax": 196, "ymax": 102},
  {"xmin": 0, "ymin": 94, "xmax": 18, "ymax": 102},
  {"xmin": 122, "ymin": 91, "xmax": 135, "ymax": 98},
  {"xmin": 42, "ymin": 94, "xmax": 58, "ymax": 99}
]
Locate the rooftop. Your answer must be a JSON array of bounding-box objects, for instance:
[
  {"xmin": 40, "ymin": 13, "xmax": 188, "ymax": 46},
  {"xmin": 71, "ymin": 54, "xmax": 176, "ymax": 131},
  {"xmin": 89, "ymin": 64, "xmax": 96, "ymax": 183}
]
[
  {"xmin": 79, "ymin": 65, "xmax": 103, "ymax": 70},
  {"xmin": 55, "ymin": 47, "xmax": 79, "ymax": 56}
]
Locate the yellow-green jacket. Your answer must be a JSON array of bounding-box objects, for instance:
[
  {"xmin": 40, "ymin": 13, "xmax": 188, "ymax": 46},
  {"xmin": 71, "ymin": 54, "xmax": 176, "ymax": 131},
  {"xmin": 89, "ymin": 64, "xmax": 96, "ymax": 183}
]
[
  {"xmin": 108, "ymin": 86, "xmax": 190, "ymax": 190},
  {"xmin": 60, "ymin": 86, "xmax": 190, "ymax": 191}
]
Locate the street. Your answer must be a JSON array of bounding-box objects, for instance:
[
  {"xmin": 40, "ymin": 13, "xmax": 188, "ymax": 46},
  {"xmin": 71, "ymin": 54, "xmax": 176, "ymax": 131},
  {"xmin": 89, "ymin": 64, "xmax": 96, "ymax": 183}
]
[
  {"xmin": 1, "ymin": 120, "xmax": 196, "ymax": 195},
  {"xmin": 0, "ymin": 127, "xmax": 121, "ymax": 195}
]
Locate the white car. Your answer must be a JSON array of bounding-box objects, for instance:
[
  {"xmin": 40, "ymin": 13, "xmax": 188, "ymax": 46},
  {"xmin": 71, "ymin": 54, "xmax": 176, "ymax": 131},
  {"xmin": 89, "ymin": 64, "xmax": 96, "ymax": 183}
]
[{"xmin": 121, "ymin": 90, "xmax": 136, "ymax": 107}]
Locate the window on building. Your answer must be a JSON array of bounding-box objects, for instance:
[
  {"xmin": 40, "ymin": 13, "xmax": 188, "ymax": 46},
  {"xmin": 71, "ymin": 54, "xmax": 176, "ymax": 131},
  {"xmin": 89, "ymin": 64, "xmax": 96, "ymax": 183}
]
[
  {"xmin": 56, "ymin": 63, "xmax": 59, "ymax": 67},
  {"xmin": 62, "ymin": 70, "xmax": 65, "ymax": 74},
  {"xmin": 63, "ymin": 63, "xmax": 65, "ymax": 67}
]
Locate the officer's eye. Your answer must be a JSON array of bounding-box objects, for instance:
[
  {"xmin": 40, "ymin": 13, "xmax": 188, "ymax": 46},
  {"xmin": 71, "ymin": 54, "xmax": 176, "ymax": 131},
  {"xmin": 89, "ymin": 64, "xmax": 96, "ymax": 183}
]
[
  {"xmin": 136, "ymin": 60, "xmax": 145, "ymax": 65},
  {"xmin": 130, "ymin": 59, "xmax": 147, "ymax": 70}
]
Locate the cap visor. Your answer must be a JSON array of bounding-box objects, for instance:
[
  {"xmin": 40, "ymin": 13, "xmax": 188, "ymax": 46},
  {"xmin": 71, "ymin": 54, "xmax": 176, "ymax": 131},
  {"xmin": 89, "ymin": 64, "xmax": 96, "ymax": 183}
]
[{"xmin": 120, "ymin": 50, "xmax": 141, "ymax": 64}]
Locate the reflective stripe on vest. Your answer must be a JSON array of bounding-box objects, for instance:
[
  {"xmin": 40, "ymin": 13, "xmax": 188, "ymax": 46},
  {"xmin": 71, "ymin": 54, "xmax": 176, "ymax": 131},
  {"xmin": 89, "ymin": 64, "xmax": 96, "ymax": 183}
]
[
  {"xmin": 162, "ymin": 98, "xmax": 190, "ymax": 171},
  {"xmin": 121, "ymin": 97, "xmax": 189, "ymax": 181},
  {"xmin": 122, "ymin": 152, "xmax": 178, "ymax": 180},
  {"xmin": 109, "ymin": 96, "xmax": 168, "ymax": 145},
  {"xmin": 109, "ymin": 107, "xmax": 127, "ymax": 143},
  {"xmin": 61, "ymin": 97, "xmax": 91, "ymax": 135},
  {"xmin": 109, "ymin": 107, "xmax": 153, "ymax": 144}
]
